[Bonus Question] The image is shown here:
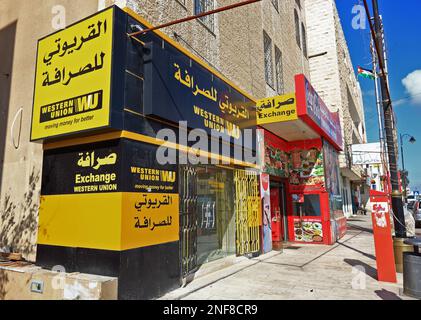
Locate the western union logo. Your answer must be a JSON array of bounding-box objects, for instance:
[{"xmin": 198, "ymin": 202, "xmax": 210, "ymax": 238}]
[
  {"xmin": 39, "ymin": 90, "xmax": 103, "ymax": 123},
  {"xmin": 161, "ymin": 171, "xmax": 176, "ymax": 183},
  {"xmin": 130, "ymin": 167, "xmax": 176, "ymax": 183}
]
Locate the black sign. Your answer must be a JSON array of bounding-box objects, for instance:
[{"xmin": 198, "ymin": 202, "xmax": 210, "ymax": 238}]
[
  {"xmin": 42, "ymin": 139, "xmax": 178, "ymax": 195},
  {"xmin": 143, "ymin": 41, "xmax": 257, "ymax": 148}
]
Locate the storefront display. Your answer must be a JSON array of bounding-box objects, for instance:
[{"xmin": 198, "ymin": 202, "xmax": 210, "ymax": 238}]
[
  {"xmin": 195, "ymin": 166, "xmax": 236, "ymax": 265},
  {"xmin": 256, "ymin": 75, "xmax": 344, "ymax": 247},
  {"xmin": 289, "ymin": 140, "xmax": 325, "ymax": 192},
  {"xmin": 32, "ymin": 6, "xmax": 260, "ymax": 300}
]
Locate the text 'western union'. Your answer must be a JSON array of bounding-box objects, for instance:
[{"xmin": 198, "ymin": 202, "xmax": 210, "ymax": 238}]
[
  {"xmin": 193, "ymin": 105, "xmax": 240, "ymax": 139},
  {"xmin": 74, "ymin": 172, "xmax": 117, "ymax": 193},
  {"xmin": 130, "ymin": 167, "xmax": 176, "ymax": 183},
  {"xmin": 40, "ymin": 90, "xmax": 103, "ymax": 123}
]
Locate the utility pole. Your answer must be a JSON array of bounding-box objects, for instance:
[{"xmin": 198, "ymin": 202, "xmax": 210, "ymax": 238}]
[
  {"xmin": 371, "ymin": 36, "xmax": 389, "ymax": 194},
  {"xmin": 371, "ymin": 0, "xmax": 406, "ymax": 238}
]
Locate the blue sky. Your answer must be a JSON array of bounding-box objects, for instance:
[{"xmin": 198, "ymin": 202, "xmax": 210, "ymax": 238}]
[{"xmin": 336, "ymin": 0, "xmax": 421, "ymax": 191}]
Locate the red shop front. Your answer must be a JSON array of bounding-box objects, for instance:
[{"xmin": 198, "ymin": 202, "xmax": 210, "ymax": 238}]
[{"xmin": 258, "ymin": 75, "xmax": 346, "ymax": 247}]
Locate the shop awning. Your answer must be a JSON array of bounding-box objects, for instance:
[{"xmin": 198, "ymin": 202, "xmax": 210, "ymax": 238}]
[{"xmin": 256, "ymin": 74, "xmax": 343, "ymax": 151}]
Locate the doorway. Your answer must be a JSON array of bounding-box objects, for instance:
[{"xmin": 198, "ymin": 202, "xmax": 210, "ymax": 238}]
[{"xmin": 270, "ymin": 181, "xmax": 288, "ymax": 250}]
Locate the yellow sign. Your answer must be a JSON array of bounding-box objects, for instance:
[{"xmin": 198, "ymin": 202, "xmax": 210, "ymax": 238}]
[
  {"xmin": 256, "ymin": 93, "xmax": 298, "ymax": 125},
  {"xmin": 38, "ymin": 193, "xmax": 123, "ymax": 250},
  {"xmin": 31, "ymin": 8, "xmax": 114, "ymax": 141},
  {"xmin": 121, "ymin": 193, "xmax": 179, "ymax": 250},
  {"xmin": 38, "ymin": 192, "xmax": 179, "ymax": 251}
]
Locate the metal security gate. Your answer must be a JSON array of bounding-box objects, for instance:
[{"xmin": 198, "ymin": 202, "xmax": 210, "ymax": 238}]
[
  {"xmin": 179, "ymin": 166, "xmax": 198, "ymax": 277},
  {"xmin": 234, "ymin": 169, "xmax": 261, "ymax": 256}
]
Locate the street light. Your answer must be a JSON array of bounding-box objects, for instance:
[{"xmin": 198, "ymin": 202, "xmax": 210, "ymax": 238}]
[{"xmin": 400, "ymin": 133, "xmax": 416, "ymax": 202}]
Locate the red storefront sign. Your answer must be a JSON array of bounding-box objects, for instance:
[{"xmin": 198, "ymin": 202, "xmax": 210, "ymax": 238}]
[
  {"xmin": 370, "ymin": 190, "xmax": 397, "ymax": 283},
  {"xmin": 295, "ymin": 74, "xmax": 343, "ymax": 151}
]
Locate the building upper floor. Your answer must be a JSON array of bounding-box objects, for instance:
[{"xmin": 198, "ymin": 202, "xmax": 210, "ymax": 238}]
[{"xmin": 304, "ymin": 0, "xmax": 367, "ymax": 148}]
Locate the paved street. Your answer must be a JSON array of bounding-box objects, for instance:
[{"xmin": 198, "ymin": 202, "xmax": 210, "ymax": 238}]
[{"xmin": 161, "ymin": 216, "xmax": 416, "ymax": 300}]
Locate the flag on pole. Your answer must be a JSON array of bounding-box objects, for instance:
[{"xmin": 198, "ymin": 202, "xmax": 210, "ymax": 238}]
[{"xmin": 358, "ymin": 66, "xmax": 375, "ymax": 80}]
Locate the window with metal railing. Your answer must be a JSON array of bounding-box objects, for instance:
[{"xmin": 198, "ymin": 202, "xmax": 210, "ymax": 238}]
[
  {"xmin": 301, "ymin": 22, "xmax": 307, "ymax": 58},
  {"xmin": 294, "ymin": 9, "xmax": 301, "ymax": 48},
  {"xmin": 275, "ymin": 46, "xmax": 284, "ymax": 94},
  {"xmin": 195, "ymin": 0, "xmax": 215, "ymax": 32},
  {"xmin": 263, "ymin": 31, "xmax": 274, "ymax": 87}
]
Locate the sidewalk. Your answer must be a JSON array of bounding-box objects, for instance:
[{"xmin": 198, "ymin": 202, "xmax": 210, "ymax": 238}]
[{"xmin": 160, "ymin": 215, "xmax": 416, "ymax": 300}]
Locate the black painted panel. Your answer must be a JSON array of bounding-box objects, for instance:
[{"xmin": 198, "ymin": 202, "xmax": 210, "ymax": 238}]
[{"xmin": 118, "ymin": 241, "xmax": 181, "ymax": 300}]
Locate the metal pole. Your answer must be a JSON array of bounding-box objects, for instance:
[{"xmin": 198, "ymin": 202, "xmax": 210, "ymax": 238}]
[
  {"xmin": 400, "ymin": 134, "xmax": 407, "ymax": 202},
  {"xmin": 371, "ymin": 0, "xmax": 406, "ymax": 238},
  {"xmin": 371, "ymin": 37, "xmax": 386, "ymax": 162},
  {"xmin": 128, "ymin": 0, "xmax": 262, "ymax": 37}
]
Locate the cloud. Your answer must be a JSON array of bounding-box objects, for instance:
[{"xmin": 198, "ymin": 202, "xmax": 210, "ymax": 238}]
[{"xmin": 402, "ymin": 70, "xmax": 421, "ymax": 105}]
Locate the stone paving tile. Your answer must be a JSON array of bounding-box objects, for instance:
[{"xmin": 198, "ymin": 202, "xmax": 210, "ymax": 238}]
[{"xmin": 159, "ymin": 216, "xmax": 417, "ymax": 300}]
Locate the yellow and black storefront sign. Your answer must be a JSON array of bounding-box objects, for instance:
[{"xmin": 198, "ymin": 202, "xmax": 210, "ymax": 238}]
[
  {"xmin": 31, "ymin": 7, "xmax": 121, "ymax": 141},
  {"xmin": 38, "ymin": 138, "xmax": 179, "ymax": 251},
  {"xmin": 256, "ymin": 93, "xmax": 298, "ymax": 125}
]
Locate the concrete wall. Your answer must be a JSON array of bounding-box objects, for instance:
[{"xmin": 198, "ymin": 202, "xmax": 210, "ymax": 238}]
[
  {"xmin": 0, "ymin": 0, "xmax": 310, "ymax": 262},
  {"xmin": 0, "ymin": 0, "xmax": 101, "ymax": 262},
  {"xmin": 304, "ymin": 0, "xmax": 367, "ymax": 151}
]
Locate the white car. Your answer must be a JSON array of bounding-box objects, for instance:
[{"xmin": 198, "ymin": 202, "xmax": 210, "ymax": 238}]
[{"xmin": 408, "ymin": 201, "xmax": 421, "ymax": 228}]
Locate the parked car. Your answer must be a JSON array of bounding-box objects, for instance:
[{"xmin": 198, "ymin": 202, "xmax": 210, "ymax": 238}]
[{"xmin": 408, "ymin": 201, "xmax": 421, "ymax": 228}]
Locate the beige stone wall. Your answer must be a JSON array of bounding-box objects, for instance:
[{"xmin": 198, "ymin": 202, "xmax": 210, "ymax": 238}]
[
  {"xmin": 124, "ymin": 0, "xmax": 309, "ymax": 99},
  {"xmin": 0, "ymin": 0, "xmax": 100, "ymax": 262},
  {"xmin": 0, "ymin": 0, "xmax": 310, "ymax": 262},
  {"xmin": 304, "ymin": 0, "xmax": 367, "ymax": 168}
]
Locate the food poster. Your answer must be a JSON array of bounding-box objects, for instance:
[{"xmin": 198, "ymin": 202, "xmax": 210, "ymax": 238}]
[
  {"xmin": 289, "ymin": 140, "xmax": 325, "ymax": 192},
  {"xmin": 323, "ymin": 140, "xmax": 344, "ymax": 218},
  {"xmin": 260, "ymin": 174, "xmax": 272, "ymax": 253},
  {"xmin": 292, "ymin": 217, "xmax": 324, "ymax": 243},
  {"xmin": 264, "ymin": 145, "xmax": 290, "ymax": 178},
  {"xmin": 262, "ymin": 130, "xmax": 290, "ymax": 178}
]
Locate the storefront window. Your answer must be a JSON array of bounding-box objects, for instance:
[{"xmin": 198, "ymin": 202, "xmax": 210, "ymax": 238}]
[
  {"xmin": 293, "ymin": 194, "xmax": 321, "ymax": 217},
  {"xmin": 195, "ymin": 165, "xmax": 236, "ymax": 265}
]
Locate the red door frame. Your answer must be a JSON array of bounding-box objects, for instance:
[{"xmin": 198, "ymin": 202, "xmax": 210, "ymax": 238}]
[{"xmin": 270, "ymin": 178, "xmax": 289, "ymax": 245}]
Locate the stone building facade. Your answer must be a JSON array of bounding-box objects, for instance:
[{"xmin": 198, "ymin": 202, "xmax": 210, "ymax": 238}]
[
  {"xmin": 304, "ymin": 0, "xmax": 368, "ymax": 217},
  {"xmin": 0, "ymin": 0, "xmax": 310, "ymax": 261}
]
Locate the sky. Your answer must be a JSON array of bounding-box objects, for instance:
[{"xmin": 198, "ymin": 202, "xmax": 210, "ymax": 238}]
[{"xmin": 336, "ymin": 0, "xmax": 421, "ymax": 191}]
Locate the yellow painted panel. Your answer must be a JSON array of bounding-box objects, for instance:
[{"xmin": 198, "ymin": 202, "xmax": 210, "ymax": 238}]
[
  {"xmin": 31, "ymin": 8, "xmax": 114, "ymax": 141},
  {"xmin": 121, "ymin": 193, "xmax": 180, "ymax": 250},
  {"xmin": 38, "ymin": 193, "xmax": 122, "ymax": 250},
  {"xmin": 256, "ymin": 93, "xmax": 298, "ymax": 125}
]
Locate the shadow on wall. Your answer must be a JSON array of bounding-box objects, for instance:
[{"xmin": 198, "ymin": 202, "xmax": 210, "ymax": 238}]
[
  {"xmin": 0, "ymin": 269, "xmax": 8, "ymax": 300},
  {"xmin": 0, "ymin": 21, "xmax": 16, "ymax": 196},
  {"xmin": 0, "ymin": 168, "xmax": 40, "ymax": 261}
]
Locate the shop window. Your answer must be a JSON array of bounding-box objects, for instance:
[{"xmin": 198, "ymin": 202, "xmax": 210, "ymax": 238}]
[
  {"xmin": 195, "ymin": 166, "xmax": 235, "ymax": 265},
  {"xmin": 294, "ymin": 9, "xmax": 301, "ymax": 49},
  {"xmin": 293, "ymin": 194, "xmax": 322, "ymax": 217},
  {"xmin": 263, "ymin": 31, "xmax": 274, "ymax": 87},
  {"xmin": 274, "ymin": 46, "xmax": 284, "ymax": 94},
  {"xmin": 195, "ymin": 0, "xmax": 215, "ymax": 32}
]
